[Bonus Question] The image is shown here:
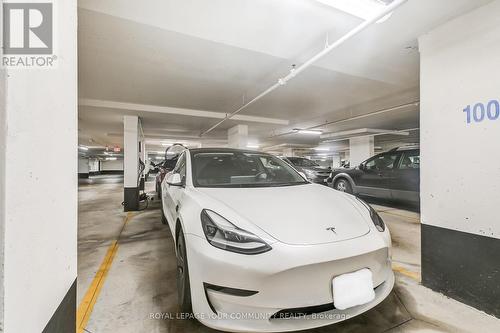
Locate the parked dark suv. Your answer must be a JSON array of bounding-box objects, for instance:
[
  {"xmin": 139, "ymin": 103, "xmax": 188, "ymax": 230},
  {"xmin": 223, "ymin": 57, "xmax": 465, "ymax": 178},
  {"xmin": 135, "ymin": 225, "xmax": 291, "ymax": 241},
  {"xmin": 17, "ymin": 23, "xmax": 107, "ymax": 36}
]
[{"xmin": 328, "ymin": 147, "xmax": 420, "ymax": 203}]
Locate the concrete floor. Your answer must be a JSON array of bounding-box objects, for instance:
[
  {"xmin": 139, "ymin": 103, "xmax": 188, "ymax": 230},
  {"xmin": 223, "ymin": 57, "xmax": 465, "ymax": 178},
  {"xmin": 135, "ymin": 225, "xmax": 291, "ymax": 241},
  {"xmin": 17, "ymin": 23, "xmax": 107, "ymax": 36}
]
[{"xmin": 78, "ymin": 175, "xmax": 500, "ymax": 333}]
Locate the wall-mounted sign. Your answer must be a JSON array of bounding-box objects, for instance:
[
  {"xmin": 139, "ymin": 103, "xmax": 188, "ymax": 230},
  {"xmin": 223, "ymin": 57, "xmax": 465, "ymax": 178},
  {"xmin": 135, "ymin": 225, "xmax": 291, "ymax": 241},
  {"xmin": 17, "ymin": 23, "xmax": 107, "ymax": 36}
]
[{"xmin": 463, "ymin": 99, "xmax": 500, "ymax": 124}]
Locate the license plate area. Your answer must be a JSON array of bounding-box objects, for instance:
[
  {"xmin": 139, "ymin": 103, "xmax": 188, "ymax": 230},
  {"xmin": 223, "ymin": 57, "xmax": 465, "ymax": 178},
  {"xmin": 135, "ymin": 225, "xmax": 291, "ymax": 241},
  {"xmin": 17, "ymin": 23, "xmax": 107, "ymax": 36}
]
[{"xmin": 332, "ymin": 268, "xmax": 375, "ymax": 310}]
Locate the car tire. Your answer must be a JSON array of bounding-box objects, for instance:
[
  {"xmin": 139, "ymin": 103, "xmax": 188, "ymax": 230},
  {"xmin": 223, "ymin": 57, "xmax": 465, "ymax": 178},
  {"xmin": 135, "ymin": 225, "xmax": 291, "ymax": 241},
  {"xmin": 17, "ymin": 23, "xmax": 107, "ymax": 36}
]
[
  {"xmin": 335, "ymin": 178, "xmax": 353, "ymax": 194},
  {"xmin": 176, "ymin": 228, "xmax": 193, "ymax": 314},
  {"xmin": 160, "ymin": 198, "xmax": 168, "ymax": 225},
  {"xmin": 157, "ymin": 183, "xmax": 161, "ymax": 199}
]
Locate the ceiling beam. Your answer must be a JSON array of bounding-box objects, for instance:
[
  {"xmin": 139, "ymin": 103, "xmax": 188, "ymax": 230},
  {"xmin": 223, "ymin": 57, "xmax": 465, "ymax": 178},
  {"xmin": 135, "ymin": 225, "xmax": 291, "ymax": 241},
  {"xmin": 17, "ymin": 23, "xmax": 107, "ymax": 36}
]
[{"xmin": 79, "ymin": 99, "xmax": 289, "ymax": 125}]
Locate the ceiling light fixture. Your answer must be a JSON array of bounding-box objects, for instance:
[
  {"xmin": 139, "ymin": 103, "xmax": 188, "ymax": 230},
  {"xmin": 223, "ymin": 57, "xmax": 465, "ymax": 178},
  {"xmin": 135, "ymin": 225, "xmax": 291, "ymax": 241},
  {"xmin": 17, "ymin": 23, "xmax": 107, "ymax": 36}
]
[
  {"xmin": 79, "ymin": 145, "xmax": 89, "ymax": 151},
  {"xmin": 247, "ymin": 144, "xmax": 260, "ymax": 149},
  {"xmin": 106, "ymin": 157, "xmax": 117, "ymax": 161},
  {"xmin": 314, "ymin": 147, "xmax": 330, "ymax": 151},
  {"xmin": 294, "ymin": 129, "xmax": 323, "ymax": 135},
  {"xmin": 315, "ymin": 0, "xmax": 394, "ymax": 23}
]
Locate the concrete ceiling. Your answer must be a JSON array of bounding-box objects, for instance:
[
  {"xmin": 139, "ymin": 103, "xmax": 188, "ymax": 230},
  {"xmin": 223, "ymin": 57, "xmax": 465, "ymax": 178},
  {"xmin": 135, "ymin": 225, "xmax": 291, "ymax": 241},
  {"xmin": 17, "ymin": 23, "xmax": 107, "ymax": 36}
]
[{"xmin": 78, "ymin": 0, "xmax": 493, "ymax": 153}]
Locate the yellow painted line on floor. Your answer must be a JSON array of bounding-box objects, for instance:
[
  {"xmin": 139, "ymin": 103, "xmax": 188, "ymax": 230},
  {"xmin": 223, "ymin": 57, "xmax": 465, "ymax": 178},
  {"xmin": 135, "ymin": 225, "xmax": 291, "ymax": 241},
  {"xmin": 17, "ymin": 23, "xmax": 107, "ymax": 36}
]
[
  {"xmin": 380, "ymin": 210, "xmax": 421, "ymax": 223},
  {"xmin": 76, "ymin": 212, "xmax": 134, "ymax": 333},
  {"xmin": 392, "ymin": 264, "xmax": 420, "ymax": 282}
]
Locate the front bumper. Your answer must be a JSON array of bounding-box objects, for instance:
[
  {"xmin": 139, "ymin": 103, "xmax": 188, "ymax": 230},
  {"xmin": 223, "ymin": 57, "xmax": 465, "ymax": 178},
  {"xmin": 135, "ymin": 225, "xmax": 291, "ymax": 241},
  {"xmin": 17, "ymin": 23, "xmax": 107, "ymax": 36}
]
[
  {"xmin": 309, "ymin": 176, "xmax": 329, "ymax": 185},
  {"xmin": 185, "ymin": 232, "xmax": 393, "ymax": 332}
]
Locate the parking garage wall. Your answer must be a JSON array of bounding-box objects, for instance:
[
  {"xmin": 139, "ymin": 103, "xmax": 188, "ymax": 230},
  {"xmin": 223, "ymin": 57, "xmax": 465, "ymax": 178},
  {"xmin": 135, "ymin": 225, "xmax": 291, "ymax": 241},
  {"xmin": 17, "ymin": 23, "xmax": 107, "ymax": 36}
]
[
  {"xmin": 101, "ymin": 159, "xmax": 124, "ymax": 172},
  {"xmin": 0, "ymin": 31, "xmax": 6, "ymax": 333},
  {"xmin": 419, "ymin": 0, "xmax": 500, "ymax": 318},
  {"xmin": 0, "ymin": 1, "xmax": 77, "ymax": 332}
]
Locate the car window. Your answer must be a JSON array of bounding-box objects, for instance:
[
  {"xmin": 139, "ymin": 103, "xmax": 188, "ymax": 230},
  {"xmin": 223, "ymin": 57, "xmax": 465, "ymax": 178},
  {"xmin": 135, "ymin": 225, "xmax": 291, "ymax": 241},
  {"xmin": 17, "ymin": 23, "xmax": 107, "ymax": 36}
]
[
  {"xmin": 398, "ymin": 151, "xmax": 420, "ymax": 169},
  {"xmin": 364, "ymin": 153, "xmax": 398, "ymax": 171},
  {"xmin": 173, "ymin": 153, "xmax": 186, "ymax": 182},
  {"xmin": 191, "ymin": 152, "xmax": 307, "ymax": 187}
]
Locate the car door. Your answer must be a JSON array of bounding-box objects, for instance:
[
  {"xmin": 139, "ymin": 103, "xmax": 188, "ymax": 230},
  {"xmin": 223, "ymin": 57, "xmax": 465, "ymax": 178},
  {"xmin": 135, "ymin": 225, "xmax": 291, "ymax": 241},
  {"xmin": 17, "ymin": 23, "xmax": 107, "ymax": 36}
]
[
  {"xmin": 163, "ymin": 152, "xmax": 186, "ymax": 224},
  {"xmin": 355, "ymin": 152, "xmax": 401, "ymax": 199},
  {"xmin": 391, "ymin": 149, "xmax": 420, "ymax": 203}
]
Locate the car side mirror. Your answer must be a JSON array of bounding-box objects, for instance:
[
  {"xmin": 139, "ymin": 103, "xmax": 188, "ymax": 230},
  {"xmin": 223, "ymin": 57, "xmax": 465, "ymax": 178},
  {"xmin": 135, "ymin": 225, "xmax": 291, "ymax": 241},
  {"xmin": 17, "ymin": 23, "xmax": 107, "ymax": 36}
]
[
  {"xmin": 166, "ymin": 173, "xmax": 183, "ymax": 186},
  {"xmin": 359, "ymin": 164, "xmax": 365, "ymax": 171}
]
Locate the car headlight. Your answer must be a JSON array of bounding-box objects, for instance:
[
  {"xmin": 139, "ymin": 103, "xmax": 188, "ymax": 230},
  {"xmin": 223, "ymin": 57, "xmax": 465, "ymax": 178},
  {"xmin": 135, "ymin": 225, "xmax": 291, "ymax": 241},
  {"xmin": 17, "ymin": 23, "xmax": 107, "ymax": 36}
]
[
  {"xmin": 200, "ymin": 209, "xmax": 272, "ymax": 255},
  {"xmin": 356, "ymin": 198, "xmax": 386, "ymax": 232}
]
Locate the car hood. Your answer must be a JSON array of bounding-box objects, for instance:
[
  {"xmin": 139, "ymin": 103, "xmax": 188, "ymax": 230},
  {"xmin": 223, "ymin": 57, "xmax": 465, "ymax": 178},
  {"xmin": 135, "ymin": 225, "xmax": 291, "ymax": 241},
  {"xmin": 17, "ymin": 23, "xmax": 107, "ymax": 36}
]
[{"xmin": 196, "ymin": 184, "xmax": 370, "ymax": 245}]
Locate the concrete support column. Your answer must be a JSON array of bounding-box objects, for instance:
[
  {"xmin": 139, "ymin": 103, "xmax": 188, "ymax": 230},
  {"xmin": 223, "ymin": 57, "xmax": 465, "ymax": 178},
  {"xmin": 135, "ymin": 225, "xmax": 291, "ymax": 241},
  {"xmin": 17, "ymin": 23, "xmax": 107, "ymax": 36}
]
[
  {"xmin": 419, "ymin": 1, "xmax": 500, "ymax": 318},
  {"xmin": 78, "ymin": 157, "xmax": 90, "ymax": 178},
  {"xmin": 139, "ymin": 123, "xmax": 146, "ymax": 185},
  {"xmin": 349, "ymin": 136, "xmax": 374, "ymax": 167},
  {"xmin": 0, "ymin": 1, "xmax": 77, "ymax": 332},
  {"xmin": 228, "ymin": 124, "xmax": 248, "ymax": 149},
  {"xmin": 123, "ymin": 116, "xmax": 141, "ymax": 211},
  {"xmin": 331, "ymin": 153, "xmax": 341, "ymax": 168},
  {"xmin": 89, "ymin": 158, "xmax": 100, "ymax": 174}
]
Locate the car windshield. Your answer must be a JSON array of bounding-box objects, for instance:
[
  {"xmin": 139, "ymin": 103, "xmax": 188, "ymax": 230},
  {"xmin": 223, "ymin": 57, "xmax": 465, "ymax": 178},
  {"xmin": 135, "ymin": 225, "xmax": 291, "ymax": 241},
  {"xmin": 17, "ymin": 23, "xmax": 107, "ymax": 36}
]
[
  {"xmin": 191, "ymin": 152, "xmax": 308, "ymax": 188},
  {"xmin": 287, "ymin": 157, "xmax": 319, "ymax": 168}
]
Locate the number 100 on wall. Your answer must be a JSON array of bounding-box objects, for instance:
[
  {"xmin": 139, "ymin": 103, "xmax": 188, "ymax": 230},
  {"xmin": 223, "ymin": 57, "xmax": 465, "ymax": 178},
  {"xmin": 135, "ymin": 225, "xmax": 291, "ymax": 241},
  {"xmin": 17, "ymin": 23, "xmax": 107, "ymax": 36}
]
[{"xmin": 463, "ymin": 99, "xmax": 500, "ymax": 124}]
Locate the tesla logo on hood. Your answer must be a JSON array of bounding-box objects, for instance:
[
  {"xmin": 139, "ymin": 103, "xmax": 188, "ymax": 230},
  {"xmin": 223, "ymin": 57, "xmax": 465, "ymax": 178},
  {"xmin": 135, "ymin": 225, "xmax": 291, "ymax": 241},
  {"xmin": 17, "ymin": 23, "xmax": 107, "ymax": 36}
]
[{"xmin": 326, "ymin": 227, "xmax": 337, "ymax": 234}]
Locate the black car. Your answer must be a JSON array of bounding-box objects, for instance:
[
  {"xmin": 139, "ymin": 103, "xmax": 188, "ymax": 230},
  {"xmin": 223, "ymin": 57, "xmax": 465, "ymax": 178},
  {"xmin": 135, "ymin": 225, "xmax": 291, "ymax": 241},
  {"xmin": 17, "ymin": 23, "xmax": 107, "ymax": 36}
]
[
  {"xmin": 328, "ymin": 147, "xmax": 420, "ymax": 203},
  {"xmin": 283, "ymin": 157, "xmax": 331, "ymax": 185}
]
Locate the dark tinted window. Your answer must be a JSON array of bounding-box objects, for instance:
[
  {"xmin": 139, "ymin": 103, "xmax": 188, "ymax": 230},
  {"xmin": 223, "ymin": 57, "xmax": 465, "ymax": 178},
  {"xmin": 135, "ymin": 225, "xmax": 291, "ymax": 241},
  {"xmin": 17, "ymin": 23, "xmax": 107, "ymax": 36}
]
[
  {"xmin": 398, "ymin": 151, "xmax": 420, "ymax": 169},
  {"xmin": 364, "ymin": 153, "xmax": 398, "ymax": 171},
  {"xmin": 191, "ymin": 152, "xmax": 307, "ymax": 188}
]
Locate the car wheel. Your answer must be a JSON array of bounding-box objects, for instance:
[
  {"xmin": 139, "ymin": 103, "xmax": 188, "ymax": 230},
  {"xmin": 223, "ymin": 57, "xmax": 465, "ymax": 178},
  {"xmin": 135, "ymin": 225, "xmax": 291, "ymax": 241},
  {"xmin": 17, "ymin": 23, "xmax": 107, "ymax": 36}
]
[
  {"xmin": 176, "ymin": 228, "xmax": 193, "ymax": 314},
  {"xmin": 335, "ymin": 179, "xmax": 353, "ymax": 194}
]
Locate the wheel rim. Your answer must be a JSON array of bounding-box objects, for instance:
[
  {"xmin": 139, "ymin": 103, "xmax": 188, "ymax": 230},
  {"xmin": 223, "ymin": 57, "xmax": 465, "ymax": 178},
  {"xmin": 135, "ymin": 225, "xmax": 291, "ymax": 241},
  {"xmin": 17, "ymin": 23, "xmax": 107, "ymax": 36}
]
[
  {"xmin": 337, "ymin": 181, "xmax": 347, "ymax": 192},
  {"xmin": 176, "ymin": 239, "xmax": 185, "ymax": 302}
]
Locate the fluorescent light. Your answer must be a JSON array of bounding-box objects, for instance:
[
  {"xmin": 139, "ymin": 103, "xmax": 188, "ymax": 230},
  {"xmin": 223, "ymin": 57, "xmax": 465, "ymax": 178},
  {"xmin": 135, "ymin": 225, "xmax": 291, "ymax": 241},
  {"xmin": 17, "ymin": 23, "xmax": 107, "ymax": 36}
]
[
  {"xmin": 247, "ymin": 144, "xmax": 260, "ymax": 149},
  {"xmin": 376, "ymin": 12, "xmax": 392, "ymax": 23},
  {"xmin": 314, "ymin": 147, "xmax": 330, "ymax": 151},
  {"xmin": 155, "ymin": 156, "xmax": 163, "ymax": 160},
  {"xmin": 79, "ymin": 145, "xmax": 89, "ymax": 151},
  {"xmin": 294, "ymin": 129, "xmax": 323, "ymax": 135},
  {"xmin": 315, "ymin": 0, "xmax": 394, "ymax": 23},
  {"xmin": 161, "ymin": 143, "xmax": 172, "ymax": 147},
  {"xmin": 106, "ymin": 157, "xmax": 117, "ymax": 161}
]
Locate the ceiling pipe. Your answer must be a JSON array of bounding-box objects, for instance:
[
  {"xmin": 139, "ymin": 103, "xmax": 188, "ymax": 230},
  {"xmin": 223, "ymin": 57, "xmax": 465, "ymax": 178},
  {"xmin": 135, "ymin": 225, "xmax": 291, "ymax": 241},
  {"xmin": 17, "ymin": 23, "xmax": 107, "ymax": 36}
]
[
  {"xmin": 321, "ymin": 127, "xmax": 420, "ymax": 143},
  {"xmin": 199, "ymin": 0, "xmax": 409, "ymax": 137},
  {"xmin": 266, "ymin": 100, "xmax": 419, "ymax": 139}
]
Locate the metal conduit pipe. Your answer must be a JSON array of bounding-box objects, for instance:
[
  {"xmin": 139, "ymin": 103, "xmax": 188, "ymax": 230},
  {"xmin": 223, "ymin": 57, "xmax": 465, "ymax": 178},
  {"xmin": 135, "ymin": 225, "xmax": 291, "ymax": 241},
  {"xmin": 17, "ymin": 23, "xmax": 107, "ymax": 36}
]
[
  {"xmin": 321, "ymin": 127, "xmax": 420, "ymax": 143},
  {"xmin": 199, "ymin": 0, "xmax": 409, "ymax": 137},
  {"xmin": 266, "ymin": 100, "xmax": 419, "ymax": 139}
]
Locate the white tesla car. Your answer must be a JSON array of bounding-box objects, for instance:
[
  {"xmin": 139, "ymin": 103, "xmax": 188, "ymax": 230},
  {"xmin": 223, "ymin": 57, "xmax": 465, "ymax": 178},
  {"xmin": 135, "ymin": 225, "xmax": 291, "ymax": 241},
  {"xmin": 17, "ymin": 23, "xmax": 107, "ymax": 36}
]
[{"xmin": 161, "ymin": 148, "xmax": 393, "ymax": 332}]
